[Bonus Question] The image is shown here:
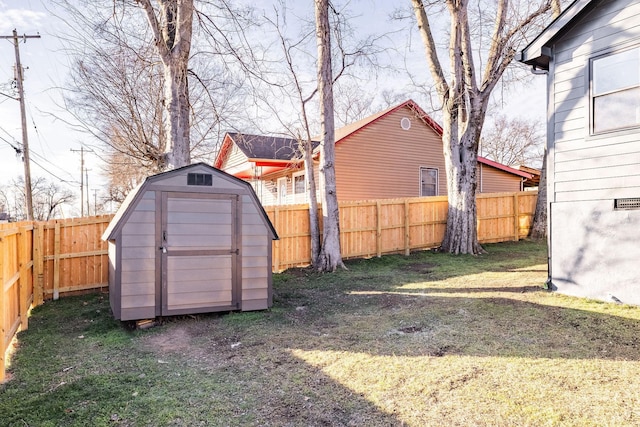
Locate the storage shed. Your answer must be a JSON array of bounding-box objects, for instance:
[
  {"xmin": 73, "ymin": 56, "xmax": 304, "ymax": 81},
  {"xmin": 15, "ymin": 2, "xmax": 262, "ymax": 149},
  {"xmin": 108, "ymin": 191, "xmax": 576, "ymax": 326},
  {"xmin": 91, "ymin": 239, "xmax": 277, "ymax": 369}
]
[{"xmin": 102, "ymin": 163, "xmax": 278, "ymax": 321}]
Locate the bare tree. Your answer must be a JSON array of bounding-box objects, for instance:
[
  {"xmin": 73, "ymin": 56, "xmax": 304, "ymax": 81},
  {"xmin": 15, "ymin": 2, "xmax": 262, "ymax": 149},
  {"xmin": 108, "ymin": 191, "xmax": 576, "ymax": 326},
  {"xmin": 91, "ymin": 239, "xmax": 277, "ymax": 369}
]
[
  {"xmin": 529, "ymin": 151, "xmax": 547, "ymax": 239},
  {"xmin": 103, "ymin": 149, "xmax": 151, "ymax": 204},
  {"xmin": 315, "ymin": 0, "xmax": 345, "ymax": 272},
  {"xmin": 410, "ymin": 0, "xmax": 558, "ymax": 254},
  {"xmin": 480, "ymin": 114, "xmax": 544, "ymax": 167},
  {"xmin": 134, "ymin": 0, "xmax": 193, "ymax": 169},
  {"xmin": 52, "ymin": 0, "xmax": 252, "ymax": 202},
  {"xmin": 254, "ymin": 3, "xmax": 384, "ymax": 268},
  {"xmin": 265, "ymin": 12, "xmax": 323, "ymax": 267},
  {"xmin": 1, "ymin": 177, "xmax": 75, "ymax": 221},
  {"xmin": 333, "ymin": 82, "xmax": 376, "ymax": 126}
]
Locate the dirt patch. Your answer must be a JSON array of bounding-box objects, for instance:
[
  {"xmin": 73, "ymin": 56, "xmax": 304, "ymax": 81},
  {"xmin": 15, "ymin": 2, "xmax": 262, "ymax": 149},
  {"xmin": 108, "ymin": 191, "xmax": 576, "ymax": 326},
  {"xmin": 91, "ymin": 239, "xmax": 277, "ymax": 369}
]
[
  {"xmin": 404, "ymin": 262, "xmax": 437, "ymax": 274},
  {"xmin": 141, "ymin": 324, "xmax": 193, "ymax": 354},
  {"xmin": 398, "ymin": 325, "xmax": 423, "ymax": 334}
]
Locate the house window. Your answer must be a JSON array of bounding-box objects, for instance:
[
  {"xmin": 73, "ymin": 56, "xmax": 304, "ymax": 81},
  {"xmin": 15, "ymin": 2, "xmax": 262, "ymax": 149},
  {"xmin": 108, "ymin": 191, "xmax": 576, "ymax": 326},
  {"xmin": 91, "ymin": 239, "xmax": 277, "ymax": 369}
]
[
  {"xmin": 293, "ymin": 173, "xmax": 305, "ymax": 195},
  {"xmin": 592, "ymin": 47, "xmax": 640, "ymax": 133},
  {"xmin": 420, "ymin": 167, "xmax": 438, "ymax": 197}
]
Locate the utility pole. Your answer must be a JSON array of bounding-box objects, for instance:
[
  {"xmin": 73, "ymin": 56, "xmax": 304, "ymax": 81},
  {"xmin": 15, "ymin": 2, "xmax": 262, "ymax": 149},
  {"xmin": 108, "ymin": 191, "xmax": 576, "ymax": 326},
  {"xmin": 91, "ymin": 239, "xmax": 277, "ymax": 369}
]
[
  {"xmin": 70, "ymin": 146, "xmax": 94, "ymax": 217},
  {"xmin": 85, "ymin": 167, "xmax": 90, "ymax": 216},
  {"xmin": 1, "ymin": 29, "xmax": 41, "ymax": 220},
  {"xmin": 93, "ymin": 189, "xmax": 98, "ymax": 215}
]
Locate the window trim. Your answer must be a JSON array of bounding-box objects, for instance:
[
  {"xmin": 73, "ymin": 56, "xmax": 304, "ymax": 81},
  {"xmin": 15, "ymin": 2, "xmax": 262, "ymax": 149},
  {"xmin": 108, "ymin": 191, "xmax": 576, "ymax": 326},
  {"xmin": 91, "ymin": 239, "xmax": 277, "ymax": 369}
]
[
  {"xmin": 419, "ymin": 167, "xmax": 438, "ymax": 197},
  {"xmin": 292, "ymin": 171, "xmax": 306, "ymax": 195},
  {"xmin": 590, "ymin": 46, "xmax": 640, "ymax": 135}
]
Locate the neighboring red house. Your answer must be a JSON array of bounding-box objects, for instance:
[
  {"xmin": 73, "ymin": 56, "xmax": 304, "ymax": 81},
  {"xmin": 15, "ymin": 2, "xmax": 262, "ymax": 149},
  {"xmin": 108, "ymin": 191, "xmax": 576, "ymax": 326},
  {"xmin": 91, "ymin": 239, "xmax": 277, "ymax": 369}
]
[
  {"xmin": 518, "ymin": 165, "xmax": 541, "ymax": 189},
  {"xmin": 214, "ymin": 100, "xmax": 532, "ymax": 205}
]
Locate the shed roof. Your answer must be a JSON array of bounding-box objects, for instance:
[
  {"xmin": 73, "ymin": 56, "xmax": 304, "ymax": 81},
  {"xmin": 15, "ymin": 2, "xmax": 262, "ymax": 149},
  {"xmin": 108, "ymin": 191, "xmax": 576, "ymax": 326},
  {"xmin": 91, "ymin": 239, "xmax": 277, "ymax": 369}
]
[
  {"xmin": 102, "ymin": 163, "xmax": 278, "ymax": 241},
  {"xmin": 518, "ymin": 0, "xmax": 595, "ymax": 70}
]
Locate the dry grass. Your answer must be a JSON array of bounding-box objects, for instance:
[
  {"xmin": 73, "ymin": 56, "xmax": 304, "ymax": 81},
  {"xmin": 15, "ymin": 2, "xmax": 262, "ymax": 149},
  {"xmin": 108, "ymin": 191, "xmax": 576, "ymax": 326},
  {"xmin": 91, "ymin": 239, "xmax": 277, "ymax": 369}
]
[{"xmin": 2, "ymin": 240, "xmax": 640, "ymax": 426}]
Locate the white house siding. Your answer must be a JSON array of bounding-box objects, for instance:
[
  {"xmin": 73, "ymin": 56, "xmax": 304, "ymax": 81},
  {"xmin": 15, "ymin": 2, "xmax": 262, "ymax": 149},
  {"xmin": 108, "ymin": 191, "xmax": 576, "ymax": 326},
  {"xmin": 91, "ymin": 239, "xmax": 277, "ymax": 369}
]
[
  {"xmin": 119, "ymin": 191, "xmax": 157, "ymax": 320},
  {"xmin": 549, "ymin": 0, "xmax": 640, "ymax": 305},
  {"xmin": 255, "ymin": 165, "xmax": 322, "ymax": 206}
]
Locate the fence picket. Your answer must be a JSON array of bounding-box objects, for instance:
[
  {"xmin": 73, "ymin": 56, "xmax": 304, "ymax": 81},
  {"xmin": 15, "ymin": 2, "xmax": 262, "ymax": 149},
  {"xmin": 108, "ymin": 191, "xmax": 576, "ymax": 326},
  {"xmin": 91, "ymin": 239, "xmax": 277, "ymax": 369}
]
[{"xmin": 0, "ymin": 229, "xmax": 5, "ymax": 383}]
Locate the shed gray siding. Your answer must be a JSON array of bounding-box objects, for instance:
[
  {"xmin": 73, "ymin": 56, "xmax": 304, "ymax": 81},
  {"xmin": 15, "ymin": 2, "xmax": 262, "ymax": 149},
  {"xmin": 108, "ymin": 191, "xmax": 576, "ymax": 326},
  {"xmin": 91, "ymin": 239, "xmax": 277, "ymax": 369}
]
[
  {"xmin": 241, "ymin": 194, "xmax": 272, "ymax": 310},
  {"xmin": 531, "ymin": 0, "xmax": 640, "ymax": 305},
  {"xmin": 120, "ymin": 191, "xmax": 157, "ymax": 320}
]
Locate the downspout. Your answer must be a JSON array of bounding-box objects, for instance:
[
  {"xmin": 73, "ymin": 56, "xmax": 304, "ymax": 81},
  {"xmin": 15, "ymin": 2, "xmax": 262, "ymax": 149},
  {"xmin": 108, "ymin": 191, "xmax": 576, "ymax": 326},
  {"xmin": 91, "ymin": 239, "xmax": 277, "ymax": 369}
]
[
  {"xmin": 527, "ymin": 64, "xmax": 553, "ymax": 290},
  {"xmin": 530, "ymin": 65, "xmax": 548, "ymax": 75}
]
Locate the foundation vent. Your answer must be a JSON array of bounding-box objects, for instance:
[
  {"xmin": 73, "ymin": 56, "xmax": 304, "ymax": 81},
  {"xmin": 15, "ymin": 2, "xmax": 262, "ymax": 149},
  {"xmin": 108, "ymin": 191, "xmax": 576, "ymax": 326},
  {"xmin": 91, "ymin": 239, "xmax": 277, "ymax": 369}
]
[{"xmin": 614, "ymin": 198, "xmax": 640, "ymax": 210}]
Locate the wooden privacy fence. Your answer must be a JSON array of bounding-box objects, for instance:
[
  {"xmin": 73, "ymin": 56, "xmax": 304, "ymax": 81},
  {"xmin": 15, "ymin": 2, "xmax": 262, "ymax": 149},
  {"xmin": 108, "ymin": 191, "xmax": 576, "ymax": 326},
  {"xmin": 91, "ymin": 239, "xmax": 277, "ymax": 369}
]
[
  {"xmin": 266, "ymin": 191, "xmax": 538, "ymax": 271},
  {"xmin": 1, "ymin": 216, "xmax": 111, "ymax": 382},
  {"xmin": 1, "ymin": 191, "xmax": 536, "ymax": 381},
  {"xmin": 0, "ymin": 222, "xmax": 33, "ymax": 383}
]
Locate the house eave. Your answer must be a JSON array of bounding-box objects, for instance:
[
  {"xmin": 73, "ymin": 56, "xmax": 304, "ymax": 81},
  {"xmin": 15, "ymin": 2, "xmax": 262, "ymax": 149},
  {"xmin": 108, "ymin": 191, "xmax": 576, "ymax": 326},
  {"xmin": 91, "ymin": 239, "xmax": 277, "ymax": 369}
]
[{"xmin": 518, "ymin": 0, "xmax": 594, "ymax": 71}]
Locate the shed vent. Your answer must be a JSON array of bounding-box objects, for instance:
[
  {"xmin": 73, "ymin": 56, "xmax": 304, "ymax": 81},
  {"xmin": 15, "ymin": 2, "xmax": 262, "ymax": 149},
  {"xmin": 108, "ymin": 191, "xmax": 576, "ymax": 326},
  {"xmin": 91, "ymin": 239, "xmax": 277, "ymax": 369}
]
[
  {"xmin": 614, "ymin": 198, "xmax": 640, "ymax": 210},
  {"xmin": 187, "ymin": 173, "xmax": 213, "ymax": 186}
]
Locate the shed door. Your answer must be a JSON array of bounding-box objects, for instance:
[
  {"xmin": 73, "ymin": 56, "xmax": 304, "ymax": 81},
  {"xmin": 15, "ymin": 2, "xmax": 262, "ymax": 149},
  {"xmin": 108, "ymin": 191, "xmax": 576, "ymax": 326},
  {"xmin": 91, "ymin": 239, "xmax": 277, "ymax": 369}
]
[{"xmin": 160, "ymin": 192, "xmax": 240, "ymax": 315}]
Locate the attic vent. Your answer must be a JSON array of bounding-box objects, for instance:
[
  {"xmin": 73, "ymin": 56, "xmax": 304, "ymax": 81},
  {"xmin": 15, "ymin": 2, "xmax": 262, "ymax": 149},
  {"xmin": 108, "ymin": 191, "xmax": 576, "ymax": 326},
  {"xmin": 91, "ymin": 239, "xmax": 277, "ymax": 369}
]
[
  {"xmin": 400, "ymin": 117, "xmax": 411, "ymax": 130},
  {"xmin": 187, "ymin": 173, "xmax": 212, "ymax": 186},
  {"xmin": 614, "ymin": 198, "xmax": 640, "ymax": 210}
]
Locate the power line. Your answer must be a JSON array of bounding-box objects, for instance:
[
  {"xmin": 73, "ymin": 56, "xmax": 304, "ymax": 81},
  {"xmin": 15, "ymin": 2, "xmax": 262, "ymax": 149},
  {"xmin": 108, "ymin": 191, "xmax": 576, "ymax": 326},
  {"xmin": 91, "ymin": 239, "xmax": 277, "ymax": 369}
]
[
  {"xmin": 0, "ymin": 133, "xmax": 21, "ymax": 154},
  {"xmin": 29, "ymin": 156, "xmax": 76, "ymax": 185},
  {"xmin": 0, "ymin": 124, "xmax": 20, "ymax": 144},
  {"xmin": 29, "ymin": 149, "xmax": 79, "ymax": 184},
  {"xmin": 0, "ymin": 29, "xmax": 41, "ymax": 220}
]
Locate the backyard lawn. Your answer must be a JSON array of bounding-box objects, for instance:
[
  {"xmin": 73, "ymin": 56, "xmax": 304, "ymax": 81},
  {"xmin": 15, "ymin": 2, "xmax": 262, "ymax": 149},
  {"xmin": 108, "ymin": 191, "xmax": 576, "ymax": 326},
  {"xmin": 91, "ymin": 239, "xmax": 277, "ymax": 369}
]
[{"xmin": 2, "ymin": 240, "xmax": 640, "ymax": 426}]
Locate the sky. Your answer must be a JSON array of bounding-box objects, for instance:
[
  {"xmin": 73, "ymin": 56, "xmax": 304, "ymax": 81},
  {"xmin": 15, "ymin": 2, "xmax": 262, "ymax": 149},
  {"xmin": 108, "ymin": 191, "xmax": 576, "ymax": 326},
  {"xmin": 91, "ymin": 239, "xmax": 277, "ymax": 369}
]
[
  {"xmin": 0, "ymin": 0, "xmax": 547, "ymax": 217},
  {"xmin": 0, "ymin": 0, "xmax": 102, "ymax": 216}
]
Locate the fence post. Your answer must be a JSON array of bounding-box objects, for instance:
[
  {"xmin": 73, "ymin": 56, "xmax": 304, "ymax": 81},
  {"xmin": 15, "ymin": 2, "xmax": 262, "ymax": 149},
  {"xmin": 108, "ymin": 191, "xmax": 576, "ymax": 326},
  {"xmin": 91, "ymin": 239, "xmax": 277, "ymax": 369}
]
[
  {"xmin": 273, "ymin": 207, "xmax": 280, "ymax": 273},
  {"xmin": 376, "ymin": 201, "xmax": 382, "ymax": 257},
  {"xmin": 404, "ymin": 200, "xmax": 410, "ymax": 256},
  {"xmin": 18, "ymin": 226, "xmax": 29, "ymax": 331},
  {"xmin": 53, "ymin": 222, "xmax": 61, "ymax": 300},
  {"xmin": 32, "ymin": 223, "xmax": 44, "ymax": 306},
  {"xmin": 0, "ymin": 231, "xmax": 5, "ymax": 383},
  {"xmin": 513, "ymin": 193, "xmax": 520, "ymax": 241}
]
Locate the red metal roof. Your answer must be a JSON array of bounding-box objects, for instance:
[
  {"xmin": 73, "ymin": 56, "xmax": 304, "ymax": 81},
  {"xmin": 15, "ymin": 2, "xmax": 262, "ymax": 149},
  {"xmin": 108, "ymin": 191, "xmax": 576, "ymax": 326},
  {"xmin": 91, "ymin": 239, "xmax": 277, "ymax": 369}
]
[{"xmin": 478, "ymin": 156, "xmax": 533, "ymax": 179}]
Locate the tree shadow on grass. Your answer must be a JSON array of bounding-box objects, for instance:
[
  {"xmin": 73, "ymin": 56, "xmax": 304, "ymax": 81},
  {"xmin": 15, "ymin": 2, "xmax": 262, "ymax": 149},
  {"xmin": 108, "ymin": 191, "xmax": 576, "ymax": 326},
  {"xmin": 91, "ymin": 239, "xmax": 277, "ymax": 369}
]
[
  {"xmin": 1, "ymin": 295, "xmax": 402, "ymax": 427},
  {"xmin": 294, "ymin": 290, "xmax": 640, "ymax": 361}
]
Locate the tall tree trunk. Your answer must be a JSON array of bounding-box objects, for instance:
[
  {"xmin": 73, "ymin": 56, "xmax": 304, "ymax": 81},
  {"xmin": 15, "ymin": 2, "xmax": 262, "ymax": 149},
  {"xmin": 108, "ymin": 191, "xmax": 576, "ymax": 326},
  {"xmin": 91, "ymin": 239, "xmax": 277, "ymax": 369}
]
[
  {"xmin": 164, "ymin": 60, "xmax": 191, "ymax": 168},
  {"xmin": 315, "ymin": 0, "xmax": 345, "ymax": 272},
  {"xmin": 440, "ymin": 100, "xmax": 485, "ymax": 254},
  {"xmin": 302, "ymin": 137, "xmax": 321, "ymax": 266},
  {"xmin": 529, "ymin": 149, "xmax": 547, "ymax": 239},
  {"xmin": 137, "ymin": 0, "xmax": 193, "ymax": 169},
  {"xmin": 411, "ymin": 0, "xmax": 555, "ymax": 254}
]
